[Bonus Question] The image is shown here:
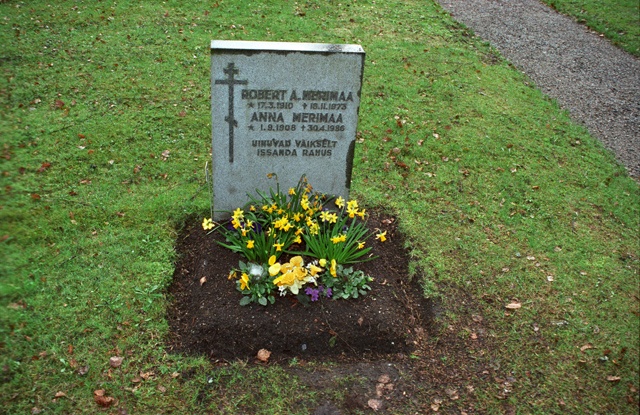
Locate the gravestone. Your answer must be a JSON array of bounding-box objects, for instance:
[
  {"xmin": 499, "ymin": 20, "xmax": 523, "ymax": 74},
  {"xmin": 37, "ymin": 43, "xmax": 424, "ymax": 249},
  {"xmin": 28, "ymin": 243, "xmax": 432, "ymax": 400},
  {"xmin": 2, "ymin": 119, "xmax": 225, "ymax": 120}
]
[{"xmin": 210, "ymin": 40, "xmax": 365, "ymax": 220}]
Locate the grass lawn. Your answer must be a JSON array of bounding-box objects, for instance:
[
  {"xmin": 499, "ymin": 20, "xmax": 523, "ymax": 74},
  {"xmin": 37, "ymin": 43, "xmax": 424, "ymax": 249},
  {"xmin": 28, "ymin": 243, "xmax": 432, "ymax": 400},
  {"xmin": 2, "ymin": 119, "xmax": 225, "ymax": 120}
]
[
  {"xmin": 541, "ymin": 0, "xmax": 640, "ymax": 56},
  {"xmin": 1, "ymin": 1, "xmax": 638, "ymax": 414}
]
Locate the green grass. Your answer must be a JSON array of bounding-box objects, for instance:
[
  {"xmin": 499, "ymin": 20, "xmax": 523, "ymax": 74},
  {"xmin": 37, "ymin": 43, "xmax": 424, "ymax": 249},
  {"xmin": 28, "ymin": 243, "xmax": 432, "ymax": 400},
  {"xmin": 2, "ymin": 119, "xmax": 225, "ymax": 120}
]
[
  {"xmin": 1, "ymin": 1, "xmax": 638, "ymax": 414},
  {"xmin": 541, "ymin": 0, "xmax": 640, "ymax": 56}
]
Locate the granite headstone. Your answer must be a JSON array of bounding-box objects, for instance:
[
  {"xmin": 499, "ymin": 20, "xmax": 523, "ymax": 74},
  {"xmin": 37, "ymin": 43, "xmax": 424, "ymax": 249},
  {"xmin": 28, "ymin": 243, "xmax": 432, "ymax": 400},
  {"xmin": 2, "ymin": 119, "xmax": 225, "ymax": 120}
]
[{"xmin": 210, "ymin": 40, "xmax": 365, "ymax": 219}]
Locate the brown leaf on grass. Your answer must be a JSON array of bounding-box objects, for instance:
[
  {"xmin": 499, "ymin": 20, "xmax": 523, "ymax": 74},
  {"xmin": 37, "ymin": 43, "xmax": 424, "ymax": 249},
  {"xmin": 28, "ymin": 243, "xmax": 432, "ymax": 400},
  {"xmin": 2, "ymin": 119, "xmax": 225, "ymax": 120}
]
[
  {"xmin": 31, "ymin": 193, "xmax": 41, "ymax": 200},
  {"xmin": 37, "ymin": 162, "xmax": 51, "ymax": 173},
  {"xmin": 580, "ymin": 344, "xmax": 594, "ymax": 352},
  {"xmin": 109, "ymin": 356, "xmax": 123, "ymax": 368},
  {"xmin": 139, "ymin": 371, "xmax": 155, "ymax": 380},
  {"xmin": 54, "ymin": 99, "xmax": 65, "ymax": 109},
  {"xmin": 79, "ymin": 179, "xmax": 91, "ymax": 184},
  {"xmin": 54, "ymin": 391, "xmax": 67, "ymax": 398},
  {"xmin": 93, "ymin": 389, "xmax": 114, "ymax": 407},
  {"xmin": 505, "ymin": 302, "xmax": 522, "ymax": 310},
  {"xmin": 607, "ymin": 375, "xmax": 621, "ymax": 382},
  {"xmin": 161, "ymin": 150, "xmax": 170, "ymax": 160},
  {"xmin": 133, "ymin": 165, "xmax": 142, "ymax": 174}
]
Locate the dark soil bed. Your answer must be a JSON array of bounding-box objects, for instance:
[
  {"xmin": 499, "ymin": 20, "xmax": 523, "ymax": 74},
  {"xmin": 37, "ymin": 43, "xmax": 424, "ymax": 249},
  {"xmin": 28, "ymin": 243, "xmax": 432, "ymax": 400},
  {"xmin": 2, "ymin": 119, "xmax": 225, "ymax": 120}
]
[{"xmin": 167, "ymin": 211, "xmax": 434, "ymax": 363}]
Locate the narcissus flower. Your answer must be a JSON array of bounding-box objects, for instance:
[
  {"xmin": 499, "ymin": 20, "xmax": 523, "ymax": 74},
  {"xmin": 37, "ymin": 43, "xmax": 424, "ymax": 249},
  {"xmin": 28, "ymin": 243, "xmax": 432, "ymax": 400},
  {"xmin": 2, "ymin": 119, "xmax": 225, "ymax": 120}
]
[
  {"xmin": 330, "ymin": 259, "xmax": 337, "ymax": 277},
  {"xmin": 376, "ymin": 231, "xmax": 387, "ymax": 242},
  {"xmin": 232, "ymin": 208, "xmax": 244, "ymax": 220},
  {"xmin": 358, "ymin": 241, "xmax": 366, "ymax": 249},
  {"xmin": 202, "ymin": 217, "xmax": 214, "ymax": 231},
  {"xmin": 335, "ymin": 196, "xmax": 345, "ymax": 209},
  {"xmin": 288, "ymin": 187, "xmax": 296, "ymax": 195},
  {"xmin": 273, "ymin": 242, "xmax": 284, "ymax": 251},
  {"xmin": 246, "ymin": 240, "xmax": 255, "ymax": 249},
  {"xmin": 240, "ymin": 273, "xmax": 250, "ymax": 290}
]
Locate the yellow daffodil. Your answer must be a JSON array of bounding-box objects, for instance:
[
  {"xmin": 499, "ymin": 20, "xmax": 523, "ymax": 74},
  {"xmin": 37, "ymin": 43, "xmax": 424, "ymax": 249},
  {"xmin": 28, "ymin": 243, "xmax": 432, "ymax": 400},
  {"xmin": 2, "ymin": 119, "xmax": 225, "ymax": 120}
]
[
  {"xmin": 293, "ymin": 235, "xmax": 302, "ymax": 244},
  {"xmin": 330, "ymin": 259, "xmax": 337, "ymax": 277},
  {"xmin": 308, "ymin": 222, "xmax": 320, "ymax": 235},
  {"xmin": 228, "ymin": 270, "xmax": 237, "ymax": 280},
  {"xmin": 357, "ymin": 209, "xmax": 366, "ymax": 219},
  {"xmin": 358, "ymin": 241, "xmax": 366, "ymax": 249},
  {"xmin": 288, "ymin": 187, "xmax": 296, "ymax": 196},
  {"xmin": 246, "ymin": 240, "xmax": 255, "ymax": 249},
  {"xmin": 241, "ymin": 228, "xmax": 248, "ymax": 237},
  {"xmin": 240, "ymin": 273, "xmax": 250, "ymax": 290},
  {"xmin": 301, "ymin": 197, "xmax": 310, "ymax": 211},
  {"xmin": 376, "ymin": 231, "xmax": 387, "ymax": 242},
  {"xmin": 295, "ymin": 227, "xmax": 304, "ymax": 236},
  {"xmin": 250, "ymin": 205, "xmax": 256, "ymax": 212},
  {"xmin": 331, "ymin": 234, "xmax": 347, "ymax": 244},
  {"xmin": 232, "ymin": 208, "xmax": 244, "ymax": 220},
  {"xmin": 273, "ymin": 242, "xmax": 284, "ymax": 251},
  {"xmin": 320, "ymin": 211, "xmax": 331, "ymax": 222},
  {"xmin": 231, "ymin": 218, "xmax": 242, "ymax": 229},
  {"xmin": 202, "ymin": 217, "xmax": 214, "ymax": 231},
  {"xmin": 335, "ymin": 196, "xmax": 345, "ymax": 209}
]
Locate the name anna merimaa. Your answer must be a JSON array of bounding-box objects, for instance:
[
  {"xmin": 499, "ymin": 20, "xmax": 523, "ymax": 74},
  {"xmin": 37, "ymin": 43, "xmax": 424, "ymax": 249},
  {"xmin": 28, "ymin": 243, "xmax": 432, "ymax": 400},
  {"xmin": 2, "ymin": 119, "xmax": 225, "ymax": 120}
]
[{"xmin": 250, "ymin": 112, "xmax": 344, "ymax": 124}]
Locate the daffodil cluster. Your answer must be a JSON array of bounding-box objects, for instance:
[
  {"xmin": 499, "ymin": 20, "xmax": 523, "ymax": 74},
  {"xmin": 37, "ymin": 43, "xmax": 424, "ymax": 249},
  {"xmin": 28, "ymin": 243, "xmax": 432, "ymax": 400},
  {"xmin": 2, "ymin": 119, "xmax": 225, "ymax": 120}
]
[{"xmin": 203, "ymin": 175, "xmax": 381, "ymax": 306}]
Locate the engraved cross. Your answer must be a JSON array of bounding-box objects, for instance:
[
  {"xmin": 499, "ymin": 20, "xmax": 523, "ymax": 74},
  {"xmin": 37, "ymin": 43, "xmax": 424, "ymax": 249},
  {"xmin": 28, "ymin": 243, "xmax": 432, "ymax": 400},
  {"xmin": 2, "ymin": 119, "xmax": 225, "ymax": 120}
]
[{"xmin": 215, "ymin": 62, "xmax": 248, "ymax": 163}]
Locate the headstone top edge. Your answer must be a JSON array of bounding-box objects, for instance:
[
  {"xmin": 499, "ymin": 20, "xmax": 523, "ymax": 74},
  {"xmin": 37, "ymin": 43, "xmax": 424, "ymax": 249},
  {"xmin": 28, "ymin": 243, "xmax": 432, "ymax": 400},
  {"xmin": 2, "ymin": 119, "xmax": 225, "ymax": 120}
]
[{"xmin": 210, "ymin": 40, "xmax": 364, "ymax": 54}]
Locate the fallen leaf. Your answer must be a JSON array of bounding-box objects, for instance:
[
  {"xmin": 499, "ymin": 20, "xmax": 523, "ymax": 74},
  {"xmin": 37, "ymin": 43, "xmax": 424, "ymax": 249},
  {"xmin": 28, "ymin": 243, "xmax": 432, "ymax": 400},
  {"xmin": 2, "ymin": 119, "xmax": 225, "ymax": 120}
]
[
  {"xmin": 257, "ymin": 348, "xmax": 271, "ymax": 363},
  {"xmin": 109, "ymin": 356, "xmax": 123, "ymax": 368},
  {"xmin": 54, "ymin": 391, "xmax": 67, "ymax": 398},
  {"xmin": 157, "ymin": 385, "xmax": 167, "ymax": 393},
  {"xmin": 580, "ymin": 344, "xmax": 594, "ymax": 352},
  {"xmin": 199, "ymin": 276, "xmax": 207, "ymax": 286},
  {"xmin": 445, "ymin": 387, "xmax": 459, "ymax": 400},
  {"xmin": 54, "ymin": 99, "xmax": 65, "ymax": 109},
  {"xmin": 36, "ymin": 162, "xmax": 51, "ymax": 173},
  {"xmin": 139, "ymin": 371, "xmax": 155, "ymax": 380},
  {"xmin": 505, "ymin": 302, "xmax": 522, "ymax": 310},
  {"xmin": 368, "ymin": 398, "xmax": 383, "ymax": 411},
  {"xmin": 378, "ymin": 374, "xmax": 391, "ymax": 384},
  {"xmin": 161, "ymin": 150, "xmax": 170, "ymax": 160},
  {"xmin": 93, "ymin": 389, "xmax": 114, "ymax": 407},
  {"xmin": 77, "ymin": 365, "xmax": 89, "ymax": 376},
  {"xmin": 607, "ymin": 375, "xmax": 621, "ymax": 382},
  {"xmin": 31, "ymin": 193, "xmax": 41, "ymax": 200}
]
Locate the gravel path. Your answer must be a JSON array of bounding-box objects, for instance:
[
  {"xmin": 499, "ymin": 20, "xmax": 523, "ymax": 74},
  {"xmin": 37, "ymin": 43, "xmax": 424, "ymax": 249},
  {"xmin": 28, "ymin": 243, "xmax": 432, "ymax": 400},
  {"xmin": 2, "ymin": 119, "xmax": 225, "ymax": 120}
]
[{"xmin": 437, "ymin": 0, "xmax": 639, "ymax": 178}]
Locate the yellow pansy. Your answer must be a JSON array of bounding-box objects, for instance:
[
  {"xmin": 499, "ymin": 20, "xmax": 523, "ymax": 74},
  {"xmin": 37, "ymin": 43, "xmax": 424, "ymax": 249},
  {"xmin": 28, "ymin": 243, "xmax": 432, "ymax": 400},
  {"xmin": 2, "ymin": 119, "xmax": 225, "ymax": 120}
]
[{"xmin": 330, "ymin": 259, "xmax": 337, "ymax": 277}]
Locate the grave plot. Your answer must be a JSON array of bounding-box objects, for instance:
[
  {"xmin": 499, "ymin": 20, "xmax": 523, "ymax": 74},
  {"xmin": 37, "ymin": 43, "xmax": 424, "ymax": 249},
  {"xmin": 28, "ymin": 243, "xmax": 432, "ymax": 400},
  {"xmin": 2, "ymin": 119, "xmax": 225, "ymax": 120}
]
[{"xmin": 167, "ymin": 211, "xmax": 433, "ymax": 362}]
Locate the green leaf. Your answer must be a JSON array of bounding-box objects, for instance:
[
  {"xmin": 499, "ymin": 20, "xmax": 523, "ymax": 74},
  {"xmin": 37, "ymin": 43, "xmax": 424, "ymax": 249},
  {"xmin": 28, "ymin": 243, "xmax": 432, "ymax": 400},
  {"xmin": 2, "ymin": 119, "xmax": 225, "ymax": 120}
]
[
  {"xmin": 258, "ymin": 296, "xmax": 268, "ymax": 306},
  {"xmin": 239, "ymin": 296, "xmax": 252, "ymax": 306}
]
